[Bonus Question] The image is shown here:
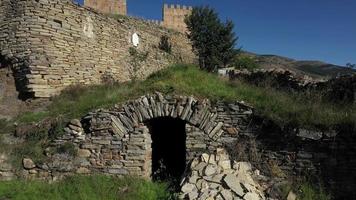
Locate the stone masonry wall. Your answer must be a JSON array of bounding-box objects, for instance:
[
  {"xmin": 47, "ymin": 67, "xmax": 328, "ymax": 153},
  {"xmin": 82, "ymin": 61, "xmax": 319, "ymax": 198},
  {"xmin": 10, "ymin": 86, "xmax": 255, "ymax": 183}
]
[
  {"xmin": 0, "ymin": 0, "xmax": 194, "ymax": 97},
  {"xmin": 84, "ymin": 0, "xmax": 127, "ymax": 15},
  {"xmin": 162, "ymin": 4, "xmax": 192, "ymax": 33},
  {"xmin": 16, "ymin": 93, "xmax": 253, "ymax": 180},
  {"xmin": 234, "ymin": 120, "xmax": 356, "ymax": 200}
]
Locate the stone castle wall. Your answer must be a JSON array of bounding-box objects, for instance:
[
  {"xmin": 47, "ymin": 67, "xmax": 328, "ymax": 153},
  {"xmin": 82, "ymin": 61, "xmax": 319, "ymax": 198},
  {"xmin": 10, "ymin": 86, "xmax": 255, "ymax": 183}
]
[
  {"xmin": 84, "ymin": 0, "xmax": 127, "ymax": 15},
  {"xmin": 0, "ymin": 0, "xmax": 194, "ymax": 97},
  {"xmin": 162, "ymin": 4, "xmax": 192, "ymax": 33}
]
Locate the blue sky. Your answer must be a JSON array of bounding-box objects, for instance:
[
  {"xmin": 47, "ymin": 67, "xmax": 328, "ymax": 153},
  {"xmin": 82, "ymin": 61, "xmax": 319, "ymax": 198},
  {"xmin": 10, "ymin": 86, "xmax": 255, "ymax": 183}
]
[{"xmin": 76, "ymin": 0, "xmax": 356, "ymax": 66}]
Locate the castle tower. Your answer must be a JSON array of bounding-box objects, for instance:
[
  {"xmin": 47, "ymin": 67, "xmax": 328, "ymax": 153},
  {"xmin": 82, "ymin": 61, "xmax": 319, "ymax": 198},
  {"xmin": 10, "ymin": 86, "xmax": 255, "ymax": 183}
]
[
  {"xmin": 84, "ymin": 0, "xmax": 127, "ymax": 15},
  {"xmin": 162, "ymin": 4, "xmax": 192, "ymax": 33}
]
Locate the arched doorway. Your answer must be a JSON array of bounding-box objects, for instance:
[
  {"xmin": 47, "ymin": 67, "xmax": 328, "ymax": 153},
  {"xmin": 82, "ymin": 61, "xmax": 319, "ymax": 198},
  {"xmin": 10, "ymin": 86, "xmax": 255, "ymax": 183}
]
[{"xmin": 146, "ymin": 117, "xmax": 187, "ymax": 187}]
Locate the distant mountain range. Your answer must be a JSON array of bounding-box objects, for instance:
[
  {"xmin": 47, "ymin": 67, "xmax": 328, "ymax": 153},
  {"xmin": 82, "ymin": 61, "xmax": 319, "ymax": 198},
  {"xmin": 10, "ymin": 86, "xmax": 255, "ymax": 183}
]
[{"xmin": 241, "ymin": 52, "xmax": 355, "ymax": 79}]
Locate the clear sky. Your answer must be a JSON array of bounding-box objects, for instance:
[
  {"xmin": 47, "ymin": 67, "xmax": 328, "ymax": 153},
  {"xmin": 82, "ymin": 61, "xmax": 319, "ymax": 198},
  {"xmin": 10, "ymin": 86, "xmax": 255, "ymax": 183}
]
[{"xmin": 76, "ymin": 0, "xmax": 356, "ymax": 66}]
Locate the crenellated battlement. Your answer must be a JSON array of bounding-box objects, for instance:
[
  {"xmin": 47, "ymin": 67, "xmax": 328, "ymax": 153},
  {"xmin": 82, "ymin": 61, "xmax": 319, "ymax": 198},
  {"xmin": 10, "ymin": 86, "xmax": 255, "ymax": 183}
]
[
  {"xmin": 163, "ymin": 4, "xmax": 193, "ymax": 10},
  {"xmin": 162, "ymin": 4, "xmax": 192, "ymax": 33}
]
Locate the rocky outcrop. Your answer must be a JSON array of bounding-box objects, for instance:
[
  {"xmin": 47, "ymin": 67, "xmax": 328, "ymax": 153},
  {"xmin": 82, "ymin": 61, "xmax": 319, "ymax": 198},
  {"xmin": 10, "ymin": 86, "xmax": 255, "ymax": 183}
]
[{"xmin": 180, "ymin": 148, "xmax": 265, "ymax": 200}]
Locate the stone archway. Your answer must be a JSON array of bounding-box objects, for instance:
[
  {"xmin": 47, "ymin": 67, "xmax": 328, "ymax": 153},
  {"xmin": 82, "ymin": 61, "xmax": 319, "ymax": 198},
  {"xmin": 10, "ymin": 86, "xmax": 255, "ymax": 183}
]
[
  {"xmin": 83, "ymin": 92, "xmax": 226, "ymax": 179},
  {"xmin": 51, "ymin": 92, "xmax": 252, "ymax": 184},
  {"xmin": 147, "ymin": 117, "xmax": 187, "ymax": 183}
]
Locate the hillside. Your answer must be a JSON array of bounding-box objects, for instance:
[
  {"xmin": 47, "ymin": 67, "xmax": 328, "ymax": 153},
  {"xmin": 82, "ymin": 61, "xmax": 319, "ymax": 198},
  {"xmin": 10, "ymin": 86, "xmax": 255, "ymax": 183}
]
[{"xmin": 241, "ymin": 52, "xmax": 355, "ymax": 79}]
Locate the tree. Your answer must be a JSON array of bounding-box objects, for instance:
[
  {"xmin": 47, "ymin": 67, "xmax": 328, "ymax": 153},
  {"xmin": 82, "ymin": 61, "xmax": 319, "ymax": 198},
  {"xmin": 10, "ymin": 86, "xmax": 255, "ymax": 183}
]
[{"xmin": 185, "ymin": 6, "xmax": 238, "ymax": 72}]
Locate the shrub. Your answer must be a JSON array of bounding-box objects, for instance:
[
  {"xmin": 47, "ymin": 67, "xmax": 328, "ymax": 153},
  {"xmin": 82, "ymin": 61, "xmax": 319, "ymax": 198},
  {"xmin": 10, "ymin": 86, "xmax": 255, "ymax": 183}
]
[
  {"xmin": 234, "ymin": 55, "xmax": 259, "ymax": 70},
  {"xmin": 159, "ymin": 35, "xmax": 172, "ymax": 54},
  {"xmin": 56, "ymin": 142, "xmax": 77, "ymax": 157},
  {"xmin": 298, "ymin": 182, "xmax": 331, "ymax": 200}
]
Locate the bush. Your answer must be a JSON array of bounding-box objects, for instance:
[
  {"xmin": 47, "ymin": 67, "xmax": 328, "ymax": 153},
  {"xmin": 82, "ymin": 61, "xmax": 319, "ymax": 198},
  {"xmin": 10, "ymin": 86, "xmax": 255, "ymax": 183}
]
[
  {"xmin": 234, "ymin": 55, "xmax": 259, "ymax": 70},
  {"xmin": 159, "ymin": 35, "xmax": 172, "ymax": 54},
  {"xmin": 298, "ymin": 182, "xmax": 331, "ymax": 200},
  {"xmin": 56, "ymin": 142, "xmax": 77, "ymax": 156}
]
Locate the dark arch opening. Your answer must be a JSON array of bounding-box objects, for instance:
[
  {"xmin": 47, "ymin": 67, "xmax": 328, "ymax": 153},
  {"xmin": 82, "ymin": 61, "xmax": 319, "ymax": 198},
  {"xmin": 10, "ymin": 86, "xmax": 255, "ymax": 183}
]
[{"xmin": 147, "ymin": 117, "xmax": 187, "ymax": 188}]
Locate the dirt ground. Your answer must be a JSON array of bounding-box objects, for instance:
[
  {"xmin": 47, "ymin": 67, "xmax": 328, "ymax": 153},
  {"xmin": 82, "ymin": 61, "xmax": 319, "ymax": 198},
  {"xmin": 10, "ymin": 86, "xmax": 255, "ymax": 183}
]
[{"xmin": 0, "ymin": 68, "xmax": 49, "ymax": 120}]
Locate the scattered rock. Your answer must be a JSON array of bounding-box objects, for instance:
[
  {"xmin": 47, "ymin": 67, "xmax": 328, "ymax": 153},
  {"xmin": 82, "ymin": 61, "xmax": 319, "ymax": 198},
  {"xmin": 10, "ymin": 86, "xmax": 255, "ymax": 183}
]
[
  {"xmin": 297, "ymin": 129, "xmax": 323, "ymax": 140},
  {"xmin": 204, "ymin": 164, "xmax": 217, "ymax": 176},
  {"xmin": 69, "ymin": 119, "xmax": 82, "ymax": 127},
  {"xmin": 224, "ymin": 174, "xmax": 245, "ymax": 197},
  {"xmin": 220, "ymin": 189, "xmax": 233, "ymax": 200},
  {"xmin": 23, "ymin": 158, "xmax": 36, "ymax": 169},
  {"xmin": 180, "ymin": 149, "xmax": 265, "ymax": 200},
  {"xmin": 287, "ymin": 191, "xmax": 297, "ymax": 200},
  {"xmin": 181, "ymin": 183, "xmax": 196, "ymax": 193},
  {"xmin": 243, "ymin": 192, "xmax": 260, "ymax": 200},
  {"xmin": 76, "ymin": 167, "xmax": 90, "ymax": 174}
]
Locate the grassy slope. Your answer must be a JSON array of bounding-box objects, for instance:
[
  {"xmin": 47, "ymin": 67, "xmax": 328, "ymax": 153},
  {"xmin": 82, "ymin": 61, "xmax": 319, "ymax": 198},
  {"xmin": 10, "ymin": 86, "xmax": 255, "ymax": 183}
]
[
  {"xmin": 0, "ymin": 65, "xmax": 340, "ymax": 200},
  {"xmin": 0, "ymin": 175, "xmax": 171, "ymax": 200},
  {"xmin": 15, "ymin": 64, "xmax": 355, "ymax": 129}
]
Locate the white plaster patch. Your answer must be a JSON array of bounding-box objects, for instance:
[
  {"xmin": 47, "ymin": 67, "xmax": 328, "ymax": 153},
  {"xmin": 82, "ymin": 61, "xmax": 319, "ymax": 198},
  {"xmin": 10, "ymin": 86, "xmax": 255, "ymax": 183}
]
[
  {"xmin": 83, "ymin": 16, "xmax": 94, "ymax": 38},
  {"xmin": 132, "ymin": 32, "xmax": 140, "ymax": 47}
]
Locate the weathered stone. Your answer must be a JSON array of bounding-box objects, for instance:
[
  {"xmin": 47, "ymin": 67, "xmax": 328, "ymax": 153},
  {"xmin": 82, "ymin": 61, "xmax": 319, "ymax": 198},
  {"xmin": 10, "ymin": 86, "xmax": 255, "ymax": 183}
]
[
  {"xmin": 220, "ymin": 189, "xmax": 234, "ymax": 200},
  {"xmin": 70, "ymin": 119, "xmax": 82, "ymax": 127},
  {"xmin": 76, "ymin": 167, "xmax": 90, "ymax": 174},
  {"xmin": 243, "ymin": 192, "xmax": 260, "ymax": 200},
  {"xmin": 68, "ymin": 124, "xmax": 83, "ymax": 132},
  {"xmin": 23, "ymin": 158, "xmax": 36, "ymax": 169},
  {"xmin": 219, "ymin": 160, "xmax": 231, "ymax": 170},
  {"xmin": 201, "ymin": 153, "xmax": 209, "ymax": 163},
  {"xmin": 226, "ymin": 127, "xmax": 238, "ymax": 135},
  {"xmin": 181, "ymin": 183, "xmax": 196, "ymax": 193},
  {"xmin": 204, "ymin": 164, "xmax": 218, "ymax": 176},
  {"xmin": 287, "ymin": 191, "xmax": 297, "ymax": 200},
  {"xmin": 297, "ymin": 129, "xmax": 323, "ymax": 140},
  {"xmin": 77, "ymin": 149, "xmax": 91, "ymax": 158},
  {"xmin": 187, "ymin": 190, "xmax": 199, "ymax": 200},
  {"xmin": 223, "ymin": 174, "xmax": 245, "ymax": 197}
]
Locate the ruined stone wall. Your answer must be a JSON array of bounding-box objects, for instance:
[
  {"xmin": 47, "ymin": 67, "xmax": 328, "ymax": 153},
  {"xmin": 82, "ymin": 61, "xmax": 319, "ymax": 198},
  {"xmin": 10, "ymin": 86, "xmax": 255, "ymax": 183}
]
[
  {"xmin": 84, "ymin": 0, "xmax": 127, "ymax": 15},
  {"xmin": 12, "ymin": 93, "xmax": 253, "ymax": 179},
  {"xmin": 233, "ymin": 120, "xmax": 356, "ymax": 200},
  {"xmin": 162, "ymin": 4, "xmax": 192, "ymax": 33},
  {"xmin": 0, "ymin": 0, "xmax": 194, "ymax": 97}
]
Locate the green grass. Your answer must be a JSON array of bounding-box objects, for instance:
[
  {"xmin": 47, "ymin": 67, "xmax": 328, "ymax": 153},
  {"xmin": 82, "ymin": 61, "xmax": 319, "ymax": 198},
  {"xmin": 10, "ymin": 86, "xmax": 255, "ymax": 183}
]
[
  {"xmin": 0, "ymin": 175, "xmax": 173, "ymax": 200},
  {"xmin": 299, "ymin": 182, "xmax": 331, "ymax": 200},
  {"xmin": 15, "ymin": 64, "xmax": 354, "ymax": 129}
]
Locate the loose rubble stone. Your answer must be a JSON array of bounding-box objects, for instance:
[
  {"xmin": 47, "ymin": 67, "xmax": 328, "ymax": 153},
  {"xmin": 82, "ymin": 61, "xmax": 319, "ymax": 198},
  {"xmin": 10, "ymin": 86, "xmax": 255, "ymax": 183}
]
[
  {"xmin": 23, "ymin": 158, "xmax": 36, "ymax": 169},
  {"xmin": 220, "ymin": 189, "xmax": 233, "ymax": 200},
  {"xmin": 76, "ymin": 167, "xmax": 90, "ymax": 174},
  {"xmin": 181, "ymin": 183, "xmax": 196, "ymax": 193},
  {"xmin": 224, "ymin": 174, "xmax": 245, "ymax": 197},
  {"xmin": 243, "ymin": 192, "xmax": 260, "ymax": 200},
  {"xmin": 180, "ymin": 149, "xmax": 265, "ymax": 200},
  {"xmin": 204, "ymin": 164, "xmax": 218, "ymax": 176},
  {"xmin": 287, "ymin": 191, "xmax": 297, "ymax": 200},
  {"xmin": 70, "ymin": 119, "xmax": 82, "ymax": 127}
]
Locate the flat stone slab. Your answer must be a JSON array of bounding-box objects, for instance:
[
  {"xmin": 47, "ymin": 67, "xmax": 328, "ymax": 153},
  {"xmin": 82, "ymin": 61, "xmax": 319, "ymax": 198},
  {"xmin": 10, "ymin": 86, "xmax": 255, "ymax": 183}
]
[{"xmin": 223, "ymin": 174, "xmax": 245, "ymax": 197}]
